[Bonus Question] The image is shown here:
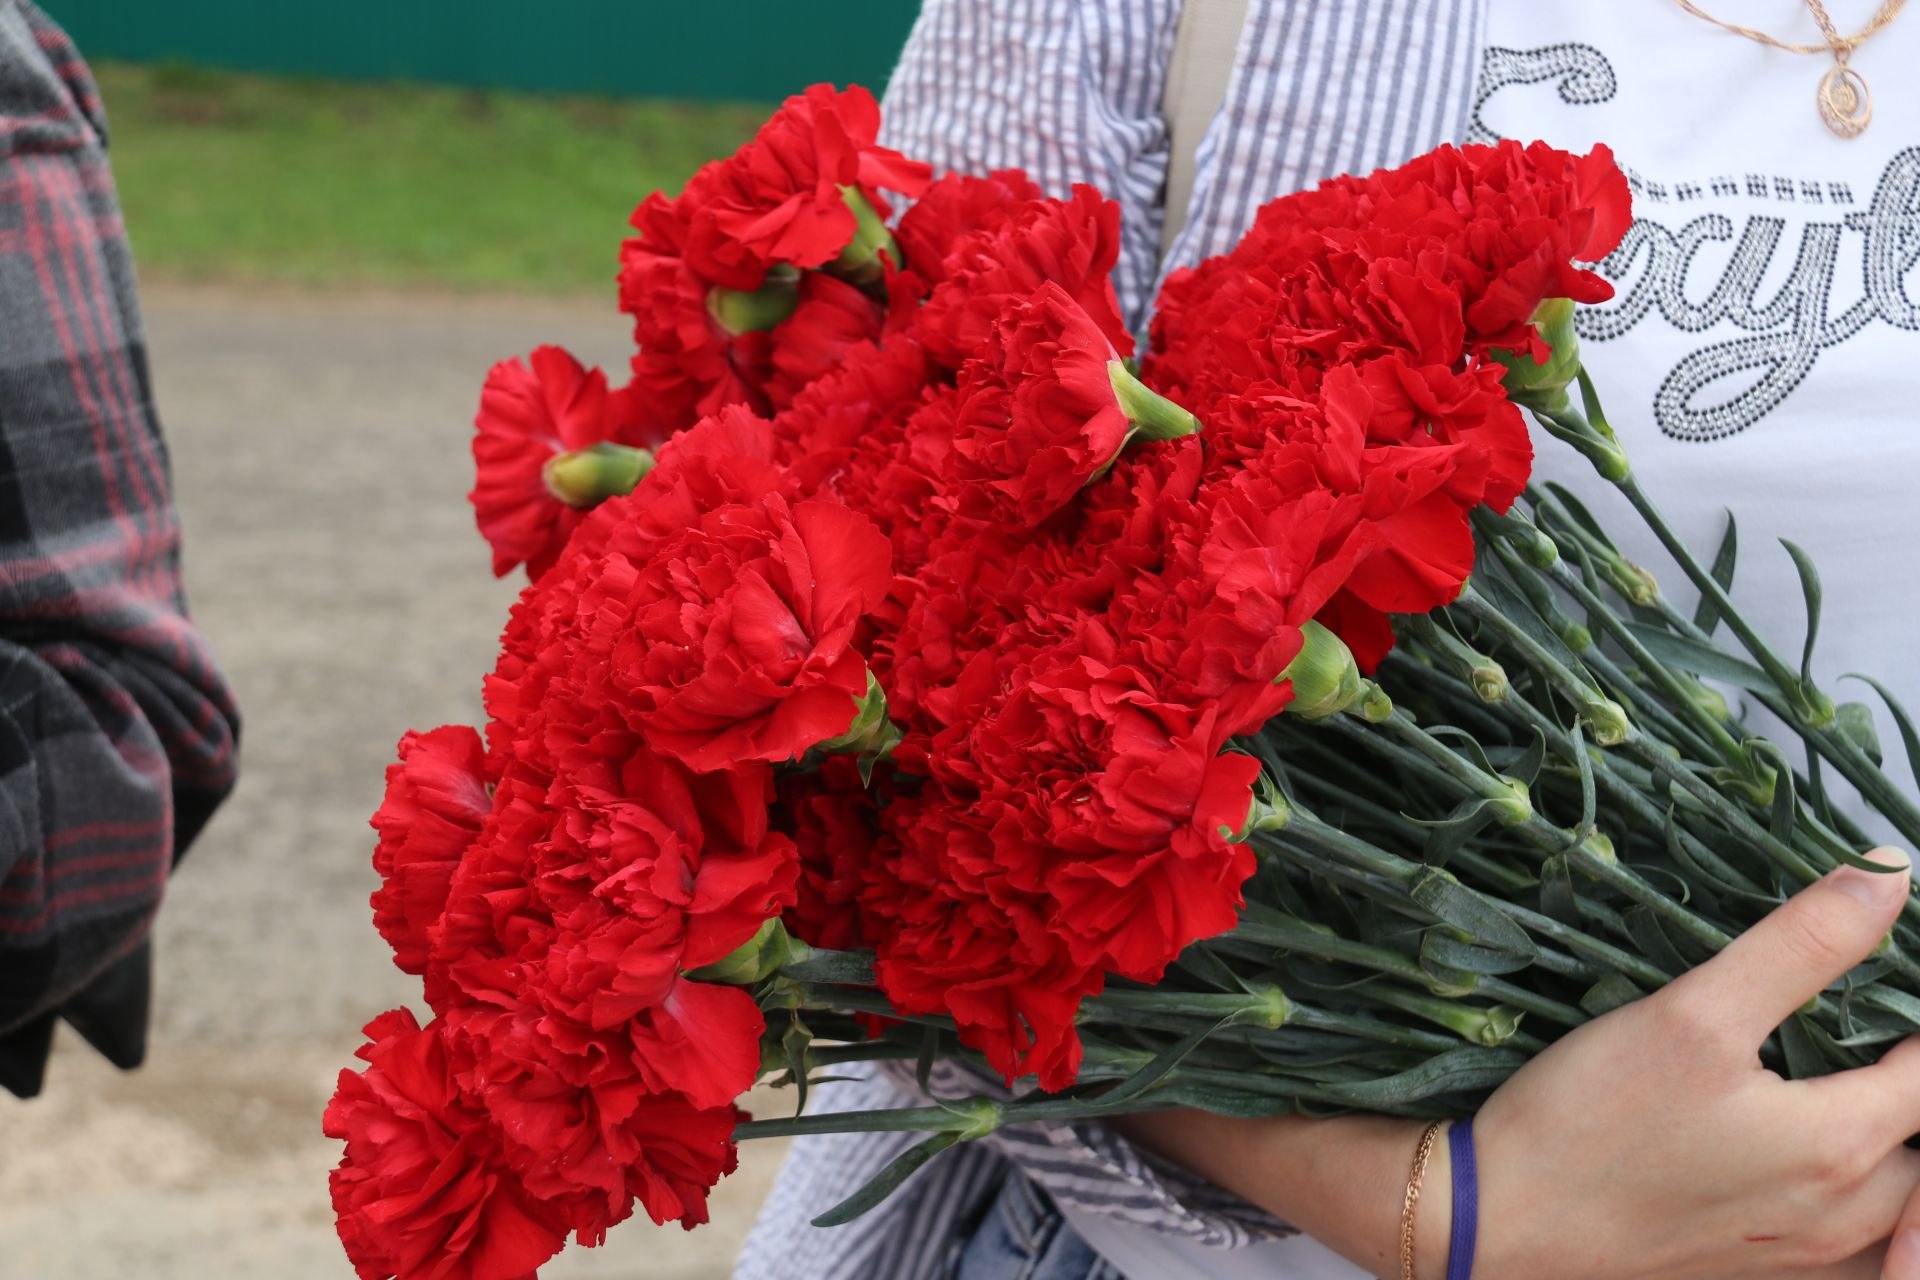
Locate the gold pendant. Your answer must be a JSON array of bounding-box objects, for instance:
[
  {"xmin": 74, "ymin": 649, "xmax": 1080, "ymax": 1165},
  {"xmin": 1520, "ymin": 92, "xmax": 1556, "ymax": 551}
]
[{"xmin": 1817, "ymin": 62, "xmax": 1872, "ymax": 137}]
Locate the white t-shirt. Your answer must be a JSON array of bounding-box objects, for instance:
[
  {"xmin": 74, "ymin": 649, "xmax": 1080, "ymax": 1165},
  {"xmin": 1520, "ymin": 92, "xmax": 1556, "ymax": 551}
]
[
  {"xmin": 1483, "ymin": 0, "xmax": 1920, "ymax": 842},
  {"xmin": 1066, "ymin": 4, "xmax": 1920, "ymax": 1276}
]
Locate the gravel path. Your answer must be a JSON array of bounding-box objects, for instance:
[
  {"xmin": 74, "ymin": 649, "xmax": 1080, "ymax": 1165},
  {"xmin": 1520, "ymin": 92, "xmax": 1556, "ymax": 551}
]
[{"xmin": 0, "ymin": 285, "xmax": 790, "ymax": 1279}]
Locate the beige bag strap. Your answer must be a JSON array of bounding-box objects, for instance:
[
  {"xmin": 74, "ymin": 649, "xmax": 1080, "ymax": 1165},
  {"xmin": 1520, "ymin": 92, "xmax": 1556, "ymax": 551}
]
[{"xmin": 1161, "ymin": 0, "xmax": 1251, "ymax": 255}]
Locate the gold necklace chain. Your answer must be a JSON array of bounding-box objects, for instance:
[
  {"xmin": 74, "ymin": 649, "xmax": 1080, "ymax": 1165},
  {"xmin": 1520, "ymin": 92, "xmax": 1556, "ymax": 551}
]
[
  {"xmin": 1672, "ymin": 0, "xmax": 1905, "ymax": 53},
  {"xmin": 1669, "ymin": 0, "xmax": 1906, "ymax": 135}
]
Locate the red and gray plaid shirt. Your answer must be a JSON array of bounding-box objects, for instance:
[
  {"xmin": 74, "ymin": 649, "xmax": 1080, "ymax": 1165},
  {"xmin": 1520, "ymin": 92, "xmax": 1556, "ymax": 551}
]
[{"xmin": 0, "ymin": 0, "xmax": 239, "ymax": 1095}]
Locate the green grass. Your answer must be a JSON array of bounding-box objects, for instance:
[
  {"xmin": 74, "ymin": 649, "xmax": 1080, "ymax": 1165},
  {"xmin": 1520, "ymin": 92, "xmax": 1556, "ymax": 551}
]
[{"xmin": 95, "ymin": 62, "xmax": 768, "ymax": 293}]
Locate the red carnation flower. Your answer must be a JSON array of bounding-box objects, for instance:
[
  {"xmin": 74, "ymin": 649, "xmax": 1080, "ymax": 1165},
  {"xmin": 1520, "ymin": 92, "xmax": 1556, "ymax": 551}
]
[
  {"xmin": 764, "ymin": 272, "xmax": 886, "ymax": 410},
  {"xmin": 488, "ymin": 416, "xmax": 894, "ymax": 774},
  {"xmin": 620, "ymin": 491, "xmax": 891, "ymax": 772},
  {"xmin": 440, "ymin": 996, "xmax": 751, "ymax": 1240},
  {"xmin": 864, "ymin": 786, "xmax": 1106, "ymax": 1090},
  {"xmin": 776, "ymin": 758, "xmax": 881, "ymax": 952},
  {"xmin": 959, "ymin": 633, "xmax": 1266, "ymax": 983},
  {"xmin": 679, "ymin": 84, "xmax": 931, "ymax": 292},
  {"xmin": 469, "ymin": 346, "xmax": 657, "ymax": 581},
  {"xmin": 950, "ymin": 282, "xmax": 1197, "ymax": 529},
  {"xmin": 369, "ymin": 725, "xmax": 491, "ymax": 975},
  {"xmin": 892, "ymin": 168, "xmax": 1047, "ymax": 283},
  {"xmin": 325, "ymin": 1008, "xmax": 569, "ymax": 1280},
  {"xmin": 912, "ymin": 185, "xmax": 1133, "ymax": 368},
  {"xmin": 619, "ymin": 197, "xmax": 781, "ymax": 433},
  {"xmin": 413, "ymin": 749, "xmax": 779, "ymax": 1237}
]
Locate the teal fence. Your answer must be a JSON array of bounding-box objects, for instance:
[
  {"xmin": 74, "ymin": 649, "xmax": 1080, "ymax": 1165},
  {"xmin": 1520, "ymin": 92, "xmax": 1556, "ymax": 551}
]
[{"xmin": 43, "ymin": 2, "xmax": 923, "ymax": 102}]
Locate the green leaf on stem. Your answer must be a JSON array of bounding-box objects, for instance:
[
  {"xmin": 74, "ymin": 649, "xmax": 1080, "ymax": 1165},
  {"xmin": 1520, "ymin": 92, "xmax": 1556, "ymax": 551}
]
[
  {"xmin": 1541, "ymin": 482, "xmax": 1618, "ymax": 551},
  {"xmin": 1315, "ymin": 1046, "xmax": 1527, "ymax": 1107},
  {"xmin": 1098, "ymin": 1016, "xmax": 1238, "ymax": 1106},
  {"xmin": 915, "ymin": 1025, "xmax": 938, "ymax": 1098},
  {"xmin": 783, "ymin": 1014, "xmax": 813, "ymax": 1116},
  {"xmin": 1175, "ymin": 944, "xmax": 1257, "ymax": 996},
  {"xmin": 1571, "ymin": 721, "xmax": 1598, "ymax": 832},
  {"xmin": 1416, "ymin": 797, "xmax": 1497, "ymax": 868},
  {"xmin": 1579, "ymin": 973, "xmax": 1644, "ymax": 1017},
  {"xmin": 779, "ymin": 948, "xmax": 877, "ymax": 986},
  {"xmin": 1663, "ymin": 805, "xmax": 1776, "ymax": 908},
  {"xmin": 1695, "ymin": 511, "xmax": 1739, "ymax": 636},
  {"xmin": 1426, "ymin": 725, "xmax": 1500, "ymax": 778},
  {"xmin": 1420, "ymin": 930, "xmax": 1535, "ymax": 977},
  {"xmin": 812, "ymin": 1129, "xmax": 968, "ymax": 1226},
  {"xmin": 1837, "ymin": 701, "xmax": 1885, "ymax": 767},
  {"xmin": 1511, "ymin": 728, "xmax": 1549, "ymax": 788},
  {"xmin": 1751, "ymin": 740, "xmax": 1797, "ymax": 847},
  {"xmin": 1623, "ymin": 905, "xmax": 1691, "ymax": 976},
  {"xmin": 1778, "ymin": 1014, "xmax": 1835, "ymax": 1080},
  {"xmin": 1539, "ymin": 855, "xmax": 1579, "ymax": 925},
  {"xmin": 1624, "ymin": 624, "xmax": 1775, "ymax": 693},
  {"xmin": 1407, "ymin": 868, "xmax": 1537, "ymax": 958},
  {"xmin": 1780, "ymin": 539, "xmax": 1823, "ymax": 685},
  {"xmin": 1843, "ymin": 673, "xmax": 1920, "ymax": 799}
]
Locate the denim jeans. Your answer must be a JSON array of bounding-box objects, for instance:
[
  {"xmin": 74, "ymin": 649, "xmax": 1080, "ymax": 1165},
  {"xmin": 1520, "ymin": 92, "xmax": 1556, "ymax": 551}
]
[{"xmin": 953, "ymin": 1172, "xmax": 1126, "ymax": 1280}]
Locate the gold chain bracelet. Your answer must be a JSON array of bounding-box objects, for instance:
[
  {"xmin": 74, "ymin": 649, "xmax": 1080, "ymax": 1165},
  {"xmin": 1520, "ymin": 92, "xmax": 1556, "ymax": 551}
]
[{"xmin": 1399, "ymin": 1121, "xmax": 1445, "ymax": 1280}]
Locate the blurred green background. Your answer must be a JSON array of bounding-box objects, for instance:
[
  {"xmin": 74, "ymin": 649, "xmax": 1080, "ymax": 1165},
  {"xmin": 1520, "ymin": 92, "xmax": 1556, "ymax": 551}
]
[{"xmin": 46, "ymin": 1, "xmax": 923, "ymax": 293}]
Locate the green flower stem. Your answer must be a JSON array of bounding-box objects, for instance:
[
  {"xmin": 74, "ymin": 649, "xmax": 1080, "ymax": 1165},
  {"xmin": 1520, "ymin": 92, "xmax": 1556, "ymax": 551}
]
[
  {"xmin": 1364, "ymin": 701, "xmax": 1741, "ymax": 963},
  {"xmin": 1627, "ymin": 580, "xmax": 1920, "ymax": 859},
  {"xmin": 1361, "ymin": 709, "xmax": 1528, "ymax": 807},
  {"xmin": 1224, "ymin": 918, "xmax": 1439, "ymax": 988},
  {"xmin": 1609, "ymin": 469, "xmax": 1825, "ymax": 721},
  {"xmin": 735, "ymin": 1088, "xmax": 1167, "ymax": 1142},
  {"xmin": 1482, "ymin": 677, "xmax": 1780, "ymax": 901},
  {"xmin": 1307, "ymin": 697, "xmax": 1736, "ymax": 966},
  {"xmin": 1532, "ymin": 550, "xmax": 1762, "ymax": 779},
  {"xmin": 1622, "ymin": 737, "xmax": 1821, "ymax": 886},
  {"xmin": 1084, "ymin": 989, "xmax": 1472, "ymax": 1055},
  {"xmin": 1351, "ymin": 984, "xmax": 1547, "ymax": 1052},
  {"xmin": 1274, "ymin": 767, "xmax": 1666, "ymax": 989},
  {"xmin": 802, "ymin": 1042, "xmax": 928, "ymax": 1069},
  {"xmin": 1466, "ymin": 977, "xmax": 1585, "ymax": 1028},
  {"xmin": 1251, "ymin": 839, "xmax": 1600, "ymax": 985},
  {"xmin": 1399, "ymin": 614, "xmax": 1509, "ymax": 703},
  {"xmin": 1496, "ymin": 899, "xmax": 1674, "ymax": 990},
  {"xmin": 1481, "ymin": 536, "xmax": 1724, "ymax": 762},
  {"xmin": 1451, "ymin": 582, "xmax": 1629, "ymax": 745},
  {"xmin": 795, "ymin": 983, "xmax": 955, "ymax": 1029},
  {"xmin": 1574, "ymin": 642, "xmax": 1722, "ymax": 765}
]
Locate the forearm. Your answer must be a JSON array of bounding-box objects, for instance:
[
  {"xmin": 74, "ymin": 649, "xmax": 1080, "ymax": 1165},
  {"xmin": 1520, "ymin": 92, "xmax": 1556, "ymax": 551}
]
[{"xmin": 1108, "ymin": 1109, "xmax": 1454, "ymax": 1280}]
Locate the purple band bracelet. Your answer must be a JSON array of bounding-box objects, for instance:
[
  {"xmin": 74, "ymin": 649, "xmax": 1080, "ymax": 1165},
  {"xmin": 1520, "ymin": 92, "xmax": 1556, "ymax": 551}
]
[{"xmin": 1446, "ymin": 1118, "xmax": 1479, "ymax": 1280}]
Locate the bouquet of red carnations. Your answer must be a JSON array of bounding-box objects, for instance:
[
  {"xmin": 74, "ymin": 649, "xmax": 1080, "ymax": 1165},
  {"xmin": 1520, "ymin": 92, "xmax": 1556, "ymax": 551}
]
[{"xmin": 326, "ymin": 83, "xmax": 1920, "ymax": 1280}]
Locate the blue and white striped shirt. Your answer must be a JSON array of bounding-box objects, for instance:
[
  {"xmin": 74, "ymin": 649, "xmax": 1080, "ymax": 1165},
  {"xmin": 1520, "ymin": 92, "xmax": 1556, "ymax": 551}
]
[{"xmin": 735, "ymin": 3, "xmax": 1487, "ymax": 1275}]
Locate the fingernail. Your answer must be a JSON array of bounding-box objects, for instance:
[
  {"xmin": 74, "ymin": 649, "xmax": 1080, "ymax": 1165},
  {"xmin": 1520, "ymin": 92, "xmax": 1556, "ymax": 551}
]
[
  {"xmin": 1884, "ymin": 1224, "xmax": 1920, "ymax": 1279},
  {"xmin": 1836, "ymin": 847, "xmax": 1911, "ymax": 907}
]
